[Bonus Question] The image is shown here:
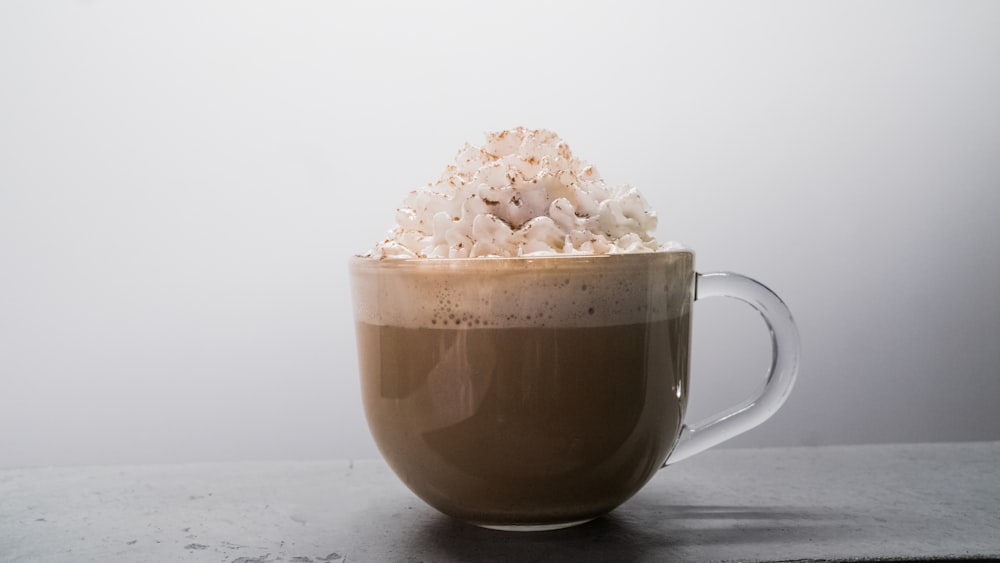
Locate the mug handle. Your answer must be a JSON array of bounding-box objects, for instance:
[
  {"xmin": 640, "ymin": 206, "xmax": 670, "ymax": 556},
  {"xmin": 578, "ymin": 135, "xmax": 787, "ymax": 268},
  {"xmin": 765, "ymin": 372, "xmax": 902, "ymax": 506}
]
[{"xmin": 664, "ymin": 271, "xmax": 801, "ymax": 466}]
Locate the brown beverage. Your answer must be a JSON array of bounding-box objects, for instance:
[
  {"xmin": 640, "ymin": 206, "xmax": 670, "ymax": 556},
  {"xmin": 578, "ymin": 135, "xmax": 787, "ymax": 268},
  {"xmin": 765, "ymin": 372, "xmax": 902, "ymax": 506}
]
[
  {"xmin": 351, "ymin": 251, "xmax": 695, "ymax": 528},
  {"xmin": 350, "ymin": 128, "xmax": 799, "ymax": 530}
]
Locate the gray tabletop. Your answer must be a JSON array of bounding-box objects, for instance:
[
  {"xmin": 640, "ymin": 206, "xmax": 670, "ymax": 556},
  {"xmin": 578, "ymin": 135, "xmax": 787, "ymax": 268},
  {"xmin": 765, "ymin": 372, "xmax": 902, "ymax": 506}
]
[{"xmin": 1, "ymin": 442, "xmax": 998, "ymax": 562}]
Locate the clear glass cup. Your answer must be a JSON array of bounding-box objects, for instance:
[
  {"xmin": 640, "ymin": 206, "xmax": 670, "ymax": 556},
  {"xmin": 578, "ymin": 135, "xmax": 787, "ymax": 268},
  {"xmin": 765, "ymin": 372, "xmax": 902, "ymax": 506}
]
[{"xmin": 349, "ymin": 250, "xmax": 799, "ymax": 531}]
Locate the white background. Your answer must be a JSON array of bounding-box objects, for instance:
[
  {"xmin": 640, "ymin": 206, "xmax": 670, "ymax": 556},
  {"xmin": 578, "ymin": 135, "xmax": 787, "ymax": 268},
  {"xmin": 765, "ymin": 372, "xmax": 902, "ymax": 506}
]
[{"xmin": 2, "ymin": 1, "xmax": 998, "ymax": 468}]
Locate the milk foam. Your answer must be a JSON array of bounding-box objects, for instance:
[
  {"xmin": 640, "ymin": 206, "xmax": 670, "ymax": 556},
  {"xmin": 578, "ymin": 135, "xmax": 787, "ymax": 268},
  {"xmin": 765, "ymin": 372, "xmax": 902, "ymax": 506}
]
[
  {"xmin": 350, "ymin": 252, "xmax": 694, "ymax": 329},
  {"xmin": 367, "ymin": 127, "xmax": 678, "ymax": 259}
]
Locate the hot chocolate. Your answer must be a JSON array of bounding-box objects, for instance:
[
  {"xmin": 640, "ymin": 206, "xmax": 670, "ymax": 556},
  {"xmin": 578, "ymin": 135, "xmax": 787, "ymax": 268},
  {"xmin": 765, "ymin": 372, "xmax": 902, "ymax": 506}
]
[
  {"xmin": 351, "ymin": 251, "xmax": 695, "ymax": 527},
  {"xmin": 357, "ymin": 321, "xmax": 687, "ymax": 525},
  {"xmin": 350, "ymin": 127, "xmax": 799, "ymax": 530}
]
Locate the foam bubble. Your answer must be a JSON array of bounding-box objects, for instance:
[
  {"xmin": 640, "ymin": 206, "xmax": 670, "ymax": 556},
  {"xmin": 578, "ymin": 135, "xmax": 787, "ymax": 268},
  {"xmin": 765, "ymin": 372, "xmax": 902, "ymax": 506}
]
[{"xmin": 365, "ymin": 127, "xmax": 678, "ymax": 259}]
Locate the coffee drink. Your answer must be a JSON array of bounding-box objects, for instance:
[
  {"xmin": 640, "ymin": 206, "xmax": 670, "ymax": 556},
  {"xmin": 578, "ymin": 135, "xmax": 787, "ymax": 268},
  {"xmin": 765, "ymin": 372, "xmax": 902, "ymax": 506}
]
[
  {"xmin": 350, "ymin": 127, "xmax": 799, "ymax": 530},
  {"xmin": 351, "ymin": 251, "xmax": 695, "ymax": 527}
]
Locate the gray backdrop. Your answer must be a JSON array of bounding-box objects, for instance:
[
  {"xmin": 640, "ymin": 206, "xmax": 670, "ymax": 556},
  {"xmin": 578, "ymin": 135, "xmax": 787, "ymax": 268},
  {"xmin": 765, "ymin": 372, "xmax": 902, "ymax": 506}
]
[{"xmin": 2, "ymin": 1, "xmax": 998, "ymax": 468}]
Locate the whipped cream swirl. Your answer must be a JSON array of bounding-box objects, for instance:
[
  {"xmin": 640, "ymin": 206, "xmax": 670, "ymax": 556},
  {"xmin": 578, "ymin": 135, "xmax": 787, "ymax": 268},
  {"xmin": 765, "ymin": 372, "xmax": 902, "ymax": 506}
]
[{"xmin": 368, "ymin": 127, "xmax": 671, "ymax": 259}]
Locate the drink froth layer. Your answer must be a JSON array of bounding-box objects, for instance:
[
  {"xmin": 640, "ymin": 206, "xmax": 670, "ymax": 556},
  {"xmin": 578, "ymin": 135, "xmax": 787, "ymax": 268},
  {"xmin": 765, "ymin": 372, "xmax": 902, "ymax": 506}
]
[{"xmin": 350, "ymin": 252, "xmax": 694, "ymax": 329}]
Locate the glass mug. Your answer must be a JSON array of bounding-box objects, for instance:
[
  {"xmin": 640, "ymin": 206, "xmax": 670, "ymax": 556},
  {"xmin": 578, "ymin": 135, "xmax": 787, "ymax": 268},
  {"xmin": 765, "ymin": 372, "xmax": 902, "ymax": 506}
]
[{"xmin": 349, "ymin": 250, "xmax": 799, "ymax": 531}]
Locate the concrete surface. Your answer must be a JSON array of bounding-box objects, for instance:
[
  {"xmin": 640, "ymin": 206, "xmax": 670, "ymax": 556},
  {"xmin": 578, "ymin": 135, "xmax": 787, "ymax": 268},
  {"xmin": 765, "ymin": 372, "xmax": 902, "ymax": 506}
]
[{"xmin": 1, "ymin": 442, "xmax": 998, "ymax": 562}]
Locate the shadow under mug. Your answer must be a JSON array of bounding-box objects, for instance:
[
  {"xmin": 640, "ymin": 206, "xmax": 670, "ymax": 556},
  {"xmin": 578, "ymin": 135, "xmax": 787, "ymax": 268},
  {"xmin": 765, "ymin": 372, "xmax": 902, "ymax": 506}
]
[{"xmin": 349, "ymin": 250, "xmax": 799, "ymax": 531}]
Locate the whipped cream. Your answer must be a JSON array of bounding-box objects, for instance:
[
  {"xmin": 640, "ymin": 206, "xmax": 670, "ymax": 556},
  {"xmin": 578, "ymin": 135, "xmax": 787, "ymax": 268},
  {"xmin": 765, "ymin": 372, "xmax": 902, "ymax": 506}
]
[{"xmin": 367, "ymin": 127, "xmax": 675, "ymax": 259}]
